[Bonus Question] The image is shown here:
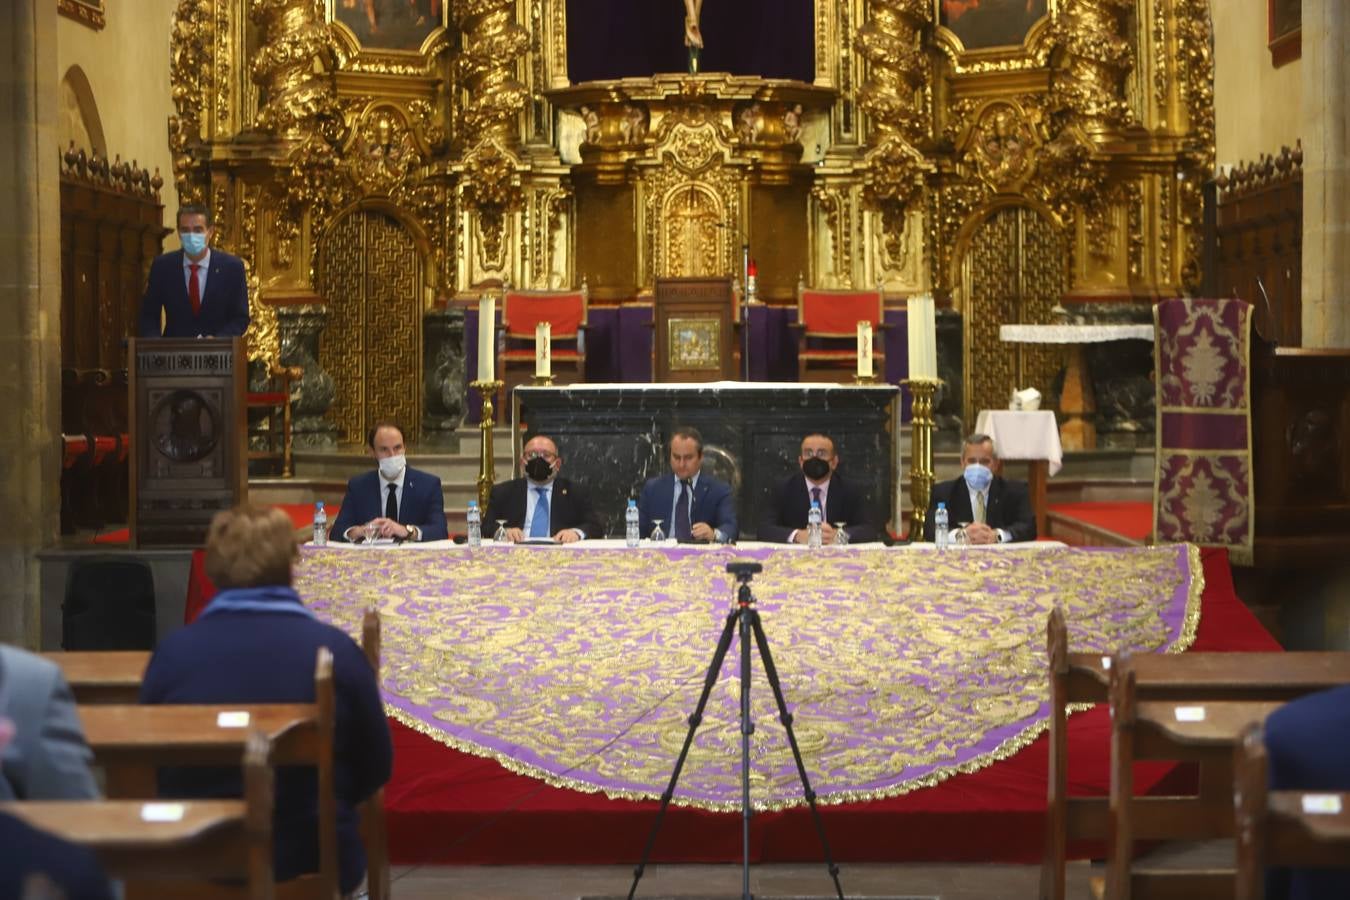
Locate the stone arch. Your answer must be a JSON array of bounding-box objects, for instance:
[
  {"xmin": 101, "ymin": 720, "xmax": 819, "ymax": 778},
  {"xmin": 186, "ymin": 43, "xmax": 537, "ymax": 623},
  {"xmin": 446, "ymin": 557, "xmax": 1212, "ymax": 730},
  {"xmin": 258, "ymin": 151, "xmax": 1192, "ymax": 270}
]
[{"xmin": 59, "ymin": 65, "xmax": 106, "ymax": 157}]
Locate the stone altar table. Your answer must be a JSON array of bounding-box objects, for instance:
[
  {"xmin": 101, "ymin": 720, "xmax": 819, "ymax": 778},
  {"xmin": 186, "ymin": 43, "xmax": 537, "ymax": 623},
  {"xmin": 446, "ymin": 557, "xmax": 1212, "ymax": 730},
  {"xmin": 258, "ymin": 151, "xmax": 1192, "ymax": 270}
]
[{"xmin": 511, "ymin": 382, "xmax": 901, "ymax": 538}]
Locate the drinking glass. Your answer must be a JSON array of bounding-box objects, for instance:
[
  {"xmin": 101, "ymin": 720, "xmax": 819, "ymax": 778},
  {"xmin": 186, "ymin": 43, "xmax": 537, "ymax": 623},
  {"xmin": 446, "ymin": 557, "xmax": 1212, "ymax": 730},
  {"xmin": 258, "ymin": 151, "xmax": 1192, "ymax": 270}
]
[
  {"xmin": 649, "ymin": 519, "xmax": 665, "ymax": 543},
  {"xmin": 832, "ymin": 523, "xmax": 849, "ymax": 546},
  {"xmin": 493, "ymin": 520, "xmax": 508, "ymax": 543},
  {"xmin": 952, "ymin": 524, "xmax": 970, "ymax": 548}
]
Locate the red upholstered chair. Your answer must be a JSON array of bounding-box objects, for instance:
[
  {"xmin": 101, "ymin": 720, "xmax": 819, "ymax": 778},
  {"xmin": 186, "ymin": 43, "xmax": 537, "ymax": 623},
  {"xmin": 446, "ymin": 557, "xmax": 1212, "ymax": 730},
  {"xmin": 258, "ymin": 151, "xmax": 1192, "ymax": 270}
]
[
  {"xmin": 247, "ymin": 361, "xmax": 302, "ymax": 477},
  {"xmin": 795, "ymin": 283, "xmax": 886, "ymax": 382},
  {"xmin": 497, "ymin": 286, "xmax": 588, "ymax": 394}
]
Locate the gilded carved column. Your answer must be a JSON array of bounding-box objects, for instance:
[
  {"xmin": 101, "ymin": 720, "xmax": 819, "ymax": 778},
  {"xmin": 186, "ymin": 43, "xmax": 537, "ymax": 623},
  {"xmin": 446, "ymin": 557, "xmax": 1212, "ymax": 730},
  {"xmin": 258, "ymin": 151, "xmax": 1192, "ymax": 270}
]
[
  {"xmin": 1051, "ymin": 0, "xmax": 1135, "ymax": 140},
  {"xmin": 857, "ymin": 0, "xmax": 931, "ymax": 275},
  {"xmin": 458, "ymin": 0, "xmax": 530, "ymax": 280},
  {"xmin": 249, "ymin": 0, "xmax": 339, "ymax": 139}
]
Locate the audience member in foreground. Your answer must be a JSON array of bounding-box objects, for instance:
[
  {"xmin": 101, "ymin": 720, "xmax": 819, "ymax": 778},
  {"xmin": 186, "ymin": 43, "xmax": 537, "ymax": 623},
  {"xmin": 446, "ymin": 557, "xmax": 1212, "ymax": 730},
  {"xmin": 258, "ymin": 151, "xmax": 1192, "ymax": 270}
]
[
  {"xmin": 0, "ymin": 644, "xmax": 100, "ymax": 801},
  {"xmin": 141, "ymin": 505, "xmax": 393, "ymax": 896},
  {"xmin": 1262, "ymin": 684, "xmax": 1350, "ymax": 900},
  {"xmin": 0, "ymin": 717, "xmax": 114, "ymax": 900}
]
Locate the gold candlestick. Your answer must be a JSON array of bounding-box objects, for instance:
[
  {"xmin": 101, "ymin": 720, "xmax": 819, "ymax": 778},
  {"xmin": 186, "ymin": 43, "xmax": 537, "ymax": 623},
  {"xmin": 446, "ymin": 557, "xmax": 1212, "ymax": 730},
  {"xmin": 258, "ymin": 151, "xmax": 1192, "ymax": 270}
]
[
  {"xmin": 471, "ymin": 379, "xmax": 504, "ymax": 511},
  {"xmin": 901, "ymin": 377, "xmax": 943, "ymax": 540}
]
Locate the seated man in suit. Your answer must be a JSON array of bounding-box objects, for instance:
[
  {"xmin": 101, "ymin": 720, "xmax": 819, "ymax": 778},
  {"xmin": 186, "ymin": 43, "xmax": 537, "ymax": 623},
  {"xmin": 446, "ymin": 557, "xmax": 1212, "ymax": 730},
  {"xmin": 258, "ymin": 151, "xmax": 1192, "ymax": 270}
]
[
  {"xmin": 485, "ymin": 434, "xmax": 603, "ymax": 542},
  {"xmin": 924, "ymin": 432, "xmax": 1035, "ymax": 544},
  {"xmin": 758, "ymin": 432, "xmax": 879, "ymax": 544},
  {"xmin": 1262, "ymin": 684, "xmax": 1350, "ymax": 900},
  {"xmin": 0, "ymin": 645, "xmax": 100, "ymax": 801},
  {"xmin": 638, "ymin": 426, "xmax": 738, "ymax": 543},
  {"xmin": 331, "ymin": 420, "xmax": 449, "ymax": 542},
  {"xmin": 137, "ymin": 204, "xmax": 250, "ymax": 339}
]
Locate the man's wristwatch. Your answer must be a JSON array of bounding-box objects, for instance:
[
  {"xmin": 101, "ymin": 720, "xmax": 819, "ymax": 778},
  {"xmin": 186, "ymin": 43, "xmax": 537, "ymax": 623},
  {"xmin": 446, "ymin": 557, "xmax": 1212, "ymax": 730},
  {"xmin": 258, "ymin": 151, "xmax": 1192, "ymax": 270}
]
[{"xmin": 405, "ymin": 525, "xmax": 420, "ymax": 542}]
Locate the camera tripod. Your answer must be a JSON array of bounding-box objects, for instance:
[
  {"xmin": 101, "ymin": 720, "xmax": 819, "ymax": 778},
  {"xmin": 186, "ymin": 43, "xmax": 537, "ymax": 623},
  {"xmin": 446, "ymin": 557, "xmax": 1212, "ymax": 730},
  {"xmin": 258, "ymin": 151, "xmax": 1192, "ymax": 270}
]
[{"xmin": 627, "ymin": 560, "xmax": 844, "ymax": 900}]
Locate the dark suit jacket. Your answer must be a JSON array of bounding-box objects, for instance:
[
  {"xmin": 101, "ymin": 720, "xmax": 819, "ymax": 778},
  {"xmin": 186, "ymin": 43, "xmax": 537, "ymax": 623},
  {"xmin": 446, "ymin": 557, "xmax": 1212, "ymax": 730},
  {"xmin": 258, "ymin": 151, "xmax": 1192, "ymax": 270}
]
[
  {"xmin": 0, "ymin": 646, "xmax": 100, "ymax": 801},
  {"xmin": 637, "ymin": 473, "xmax": 739, "ymax": 543},
  {"xmin": 1263, "ymin": 684, "xmax": 1350, "ymax": 900},
  {"xmin": 137, "ymin": 248, "xmax": 250, "ymax": 338},
  {"xmin": 758, "ymin": 473, "xmax": 879, "ymax": 543},
  {"xmin": 0, "ymin": 812, "xmax": 114, "ymax": 900},
  {"xmin": 140, "ymin": 607, "xmax": 393, "ymax": 894},
  {"xmin": 923, "ymin": 474, "xmax": 1036, "ymax": 543},
  {"xmin": 330, "ymin": 467, "xmax": 449, "ymax": 542},
  {"xmin": 485, "ymin": 476, "xmax": 604, "ymax": 538}
]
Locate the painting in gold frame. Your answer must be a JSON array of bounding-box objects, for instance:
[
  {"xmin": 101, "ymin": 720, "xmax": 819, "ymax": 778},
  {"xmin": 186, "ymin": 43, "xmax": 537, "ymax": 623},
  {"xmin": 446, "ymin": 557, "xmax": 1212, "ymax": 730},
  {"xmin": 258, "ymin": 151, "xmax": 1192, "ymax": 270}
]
[
  {"xmin": 938, "ymin": 0, "xmax": 1047, "ymax": 52},
  {"xmin": 329, "ymin": 0, "xmax": 445, "ymax": 53},
  {"xmin": 58, "ymin": 0, "xmax": 106, "ymax": 31}
]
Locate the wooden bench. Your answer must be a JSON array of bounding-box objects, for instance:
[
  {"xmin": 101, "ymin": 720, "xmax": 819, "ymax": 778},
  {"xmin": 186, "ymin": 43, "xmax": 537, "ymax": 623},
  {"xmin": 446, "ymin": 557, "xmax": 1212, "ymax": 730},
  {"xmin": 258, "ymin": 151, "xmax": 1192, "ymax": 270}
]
[
  {"xmin": 2, "ymin": 731, "xmax": 275, "ymax": 899},
  {"xmin": 53, "ymin": 610, "xmax": 388, "ymax": 900},
  {"xmin": 79, "ymin": 648, "xmax": 338, "ymax": 899},
  {"xmin": 1234, "ymin": 725, "xmax": 1350, "ymax": 900},
  {"xmin": 1041, "ymin": 608, "xmax": 1350, "ymax": 900},
  {"xmin": 44, "ymin": 650, "xmax": 150, "ymax": 704}
]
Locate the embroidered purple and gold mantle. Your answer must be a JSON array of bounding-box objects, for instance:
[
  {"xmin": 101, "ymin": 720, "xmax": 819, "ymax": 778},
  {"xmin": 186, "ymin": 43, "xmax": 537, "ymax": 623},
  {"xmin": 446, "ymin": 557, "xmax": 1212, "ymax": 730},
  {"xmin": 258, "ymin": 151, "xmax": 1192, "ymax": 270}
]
[
  {"xmin": 1153, "ymin": 297, "xmax": 1254, "ymax": 564},
  {"xmin": 301, "ymin": 544, "xmax": 1201, "ymax": 810}
]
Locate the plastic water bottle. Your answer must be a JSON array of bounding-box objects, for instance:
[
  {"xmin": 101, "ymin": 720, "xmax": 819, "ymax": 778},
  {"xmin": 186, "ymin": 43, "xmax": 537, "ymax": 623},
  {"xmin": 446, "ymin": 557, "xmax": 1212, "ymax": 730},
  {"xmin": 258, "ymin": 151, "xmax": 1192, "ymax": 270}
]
[
  {"xmin": 466, "ymin": 500, "xmax": 482, "ymax": 547},
  {"xmin": 807, "ymin": 500, "xmax": 823, "ymax": 549},
  {"xmin": 312, "ymin": 501, "xmax": 327, "ymax": 546},
  {"xmin": 625, "ymin": 498, "xmax": 640, "ymax": 547},
  {"xmin": 934, "ymin": 501, "xmax": 949, "ymax": 551}
]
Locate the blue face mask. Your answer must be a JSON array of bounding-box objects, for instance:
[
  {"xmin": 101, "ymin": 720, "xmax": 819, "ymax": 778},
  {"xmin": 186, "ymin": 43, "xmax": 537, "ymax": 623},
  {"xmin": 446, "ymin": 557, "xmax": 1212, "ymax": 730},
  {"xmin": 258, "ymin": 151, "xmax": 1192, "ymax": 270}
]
[
  {"xmin": 964, "ymin": 463, "xmax": 993, "ymax": 492},
  {"xmin": 180, "ymin": 232, "xmax": 209, "ymax": 257}
]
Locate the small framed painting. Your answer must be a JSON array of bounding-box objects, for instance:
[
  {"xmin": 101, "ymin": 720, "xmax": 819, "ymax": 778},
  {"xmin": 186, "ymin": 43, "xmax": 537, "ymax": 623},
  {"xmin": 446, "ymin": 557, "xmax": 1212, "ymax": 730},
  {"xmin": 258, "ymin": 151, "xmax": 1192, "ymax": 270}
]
[
  {"xmin": 1268, "ymin": 0, "xmax": 1300, "ymax": 67},
  {"xmin": 58, "ymin": 0, "xmax": 105, "ymax": 30}
]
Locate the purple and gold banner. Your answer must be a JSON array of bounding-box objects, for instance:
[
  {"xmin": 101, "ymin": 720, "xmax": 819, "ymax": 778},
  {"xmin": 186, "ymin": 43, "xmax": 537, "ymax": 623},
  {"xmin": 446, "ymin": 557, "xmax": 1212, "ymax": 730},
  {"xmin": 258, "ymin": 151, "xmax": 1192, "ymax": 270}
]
[
  {"xmin": 1153, "ymin": 298, "xmax": 1254, "ymax": 563},
  {"xmin": 302, "ymin": 544, "xmax": 1201, "ymax": 810}
]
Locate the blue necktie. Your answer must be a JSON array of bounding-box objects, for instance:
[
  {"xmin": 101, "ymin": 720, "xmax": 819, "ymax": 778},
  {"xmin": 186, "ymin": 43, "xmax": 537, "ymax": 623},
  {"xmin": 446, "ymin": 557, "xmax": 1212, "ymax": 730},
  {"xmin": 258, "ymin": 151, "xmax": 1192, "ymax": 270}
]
[
  {"xmin": 674, "ymin": 479, "xmax": 693, "ymax": 541},
  {"xmin": 530, "ymin": 488, "xmax": 550, "ymax": 537}
]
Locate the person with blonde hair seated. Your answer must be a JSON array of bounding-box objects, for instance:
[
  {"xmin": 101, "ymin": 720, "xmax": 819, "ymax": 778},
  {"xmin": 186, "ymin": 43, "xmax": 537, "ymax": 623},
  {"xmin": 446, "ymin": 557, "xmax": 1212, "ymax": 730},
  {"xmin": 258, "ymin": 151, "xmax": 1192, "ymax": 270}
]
[{"xmin": 140, "ymin": 505, "xmax": 392, "ymax": 897}]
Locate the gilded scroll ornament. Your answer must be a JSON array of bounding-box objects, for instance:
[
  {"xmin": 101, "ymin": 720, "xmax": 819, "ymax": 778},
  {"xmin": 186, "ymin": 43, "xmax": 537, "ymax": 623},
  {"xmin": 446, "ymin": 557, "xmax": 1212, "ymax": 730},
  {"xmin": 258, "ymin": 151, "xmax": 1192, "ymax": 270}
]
[
  {"xmin": 1049, "ymin": 0, "xmax": 1135, "ymax": 137},
  {"xmin": 168, "ymin": 0, "xmax": 213, "ymax": 203},
  {"xmin": 249, "ymin": 0, "xmax": 341, "ymax": 137}
]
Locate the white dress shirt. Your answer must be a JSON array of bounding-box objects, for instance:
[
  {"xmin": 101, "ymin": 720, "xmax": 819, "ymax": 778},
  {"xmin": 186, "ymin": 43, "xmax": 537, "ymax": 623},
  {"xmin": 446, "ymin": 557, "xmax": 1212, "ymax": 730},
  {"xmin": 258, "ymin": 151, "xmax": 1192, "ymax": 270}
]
[{"xmin": 523, "ymin": 479, "xmax": 587, "ymax": 540}]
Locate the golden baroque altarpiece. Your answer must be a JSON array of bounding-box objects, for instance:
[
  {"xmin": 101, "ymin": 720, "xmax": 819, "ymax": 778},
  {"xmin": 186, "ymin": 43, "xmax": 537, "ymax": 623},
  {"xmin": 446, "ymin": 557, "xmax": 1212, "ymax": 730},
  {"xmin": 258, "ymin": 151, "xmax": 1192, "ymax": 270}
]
[{"xmin": 168, "ymin": 0, "xmax": 1213, "ymax": 440}]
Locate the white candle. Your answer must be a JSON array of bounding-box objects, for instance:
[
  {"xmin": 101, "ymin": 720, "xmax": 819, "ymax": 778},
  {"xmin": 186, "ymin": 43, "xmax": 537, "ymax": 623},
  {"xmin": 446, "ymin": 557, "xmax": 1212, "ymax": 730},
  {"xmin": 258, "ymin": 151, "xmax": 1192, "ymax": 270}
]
[
  {"xmin": 856, "ymin": 320, "xmax": 873, "ymax": 378},
  {"xmin": 477, "ymin": 296, "xmax": 495, "ymax": 382},
  {"xmin": 907, "ymin": 294, "xmax": 937, "ymax": 379},
  {"xmin": 535, "ymin": 321, "xmax": 551, "ymax": 378}
]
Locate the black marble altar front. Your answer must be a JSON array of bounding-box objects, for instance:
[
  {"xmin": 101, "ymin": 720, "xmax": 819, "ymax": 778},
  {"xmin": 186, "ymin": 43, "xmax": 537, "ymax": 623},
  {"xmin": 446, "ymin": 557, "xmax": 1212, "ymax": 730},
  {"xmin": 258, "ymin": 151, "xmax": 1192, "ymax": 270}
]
[{"xmin": 512, "ymin": 384, "xmax": 900, "ymax": 539}]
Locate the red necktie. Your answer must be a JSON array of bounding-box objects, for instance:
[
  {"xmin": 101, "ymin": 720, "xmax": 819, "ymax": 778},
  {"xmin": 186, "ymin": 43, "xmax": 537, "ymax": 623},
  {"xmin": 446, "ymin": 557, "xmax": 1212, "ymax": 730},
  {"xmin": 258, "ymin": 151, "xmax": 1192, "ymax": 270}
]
[{"xmin": 188, "ymin": 263, "xmax": 202, "ymax": 316}]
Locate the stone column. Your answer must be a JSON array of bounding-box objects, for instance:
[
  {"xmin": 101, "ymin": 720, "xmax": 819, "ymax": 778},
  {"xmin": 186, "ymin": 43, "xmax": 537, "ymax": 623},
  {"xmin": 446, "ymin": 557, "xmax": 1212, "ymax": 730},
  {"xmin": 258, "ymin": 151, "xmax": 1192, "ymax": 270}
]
[
  {"xmin": 278, "ymin": 306, "xmax": 338, "ymax": 450},
  {"xmin": 1302, "ymin": 0, "xmax": 1350, "ymax": 347},
  {"xmin": 0, "ymin": 0, "xmax": 61, "ymax": 646}
]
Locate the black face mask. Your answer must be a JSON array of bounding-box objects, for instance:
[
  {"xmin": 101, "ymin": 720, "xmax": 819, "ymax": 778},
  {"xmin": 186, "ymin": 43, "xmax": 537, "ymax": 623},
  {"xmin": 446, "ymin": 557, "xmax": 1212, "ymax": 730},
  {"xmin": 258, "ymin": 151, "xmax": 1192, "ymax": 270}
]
[
  {"xmin": 525, "ymin": 456, "xmax": 554, "ymax": 482},
  {"xmin": 802, "ymin": 456, "xmax": 831, "ymax": 481}
]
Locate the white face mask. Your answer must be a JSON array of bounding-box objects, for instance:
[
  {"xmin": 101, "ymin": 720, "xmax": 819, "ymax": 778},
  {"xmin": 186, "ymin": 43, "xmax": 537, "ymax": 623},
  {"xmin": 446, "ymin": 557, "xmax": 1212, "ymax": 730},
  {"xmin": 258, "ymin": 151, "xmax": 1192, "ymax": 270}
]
[{"xmin": 378, "ymin": 454, "xmax": 406, "ymax": 480}]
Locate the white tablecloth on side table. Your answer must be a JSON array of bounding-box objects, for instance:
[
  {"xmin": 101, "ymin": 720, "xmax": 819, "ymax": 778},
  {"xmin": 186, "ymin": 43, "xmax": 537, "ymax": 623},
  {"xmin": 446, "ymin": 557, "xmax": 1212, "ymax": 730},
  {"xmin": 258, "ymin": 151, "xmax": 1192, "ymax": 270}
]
[{"xmin": 975, "ymin": 409, "xmax": 1063, "ymax": 476}]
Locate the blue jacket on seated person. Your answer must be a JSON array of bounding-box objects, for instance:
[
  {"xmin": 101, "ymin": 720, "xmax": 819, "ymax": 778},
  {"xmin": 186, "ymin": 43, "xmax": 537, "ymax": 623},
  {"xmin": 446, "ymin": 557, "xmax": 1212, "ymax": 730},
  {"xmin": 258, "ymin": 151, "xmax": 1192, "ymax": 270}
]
[
  {"xmin": 330, "ymin": 466, "xmax": 449, "ymax": 542},
  {"xmin": 637, "ymin": 472, "xmax": 738, "ymax": 543},
  {"xmin": 140, "ymin": 586, "xmax": 393, "ymax": 894},
  {"xmin": 1262, "ymin": 683, "xmax": 1350, "ymax": 900}
]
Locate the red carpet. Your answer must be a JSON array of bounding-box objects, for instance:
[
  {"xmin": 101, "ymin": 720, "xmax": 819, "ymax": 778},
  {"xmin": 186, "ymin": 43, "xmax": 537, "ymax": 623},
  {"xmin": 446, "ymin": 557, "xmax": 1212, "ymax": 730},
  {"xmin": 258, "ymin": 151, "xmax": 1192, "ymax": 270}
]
[
  {"xmin": 383, "ymin": 547, "xmax": 1277, "ymax": 865},
  {"xmin": 91, "ymin": 503, "xmax": 335, "ymax": 546},
  {"xmin": 1049, "ymin": 501, "xmax": 1153, "ymax": 543}
]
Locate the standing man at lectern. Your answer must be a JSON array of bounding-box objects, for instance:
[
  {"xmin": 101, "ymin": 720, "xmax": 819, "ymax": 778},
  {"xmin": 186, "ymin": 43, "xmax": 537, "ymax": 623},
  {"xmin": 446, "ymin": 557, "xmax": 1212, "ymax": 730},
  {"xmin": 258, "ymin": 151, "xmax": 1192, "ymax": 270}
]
[
  {"xmin": 137, "ymin": 205, "xmax": 250, "ymax": 339},
  {"xmin": 638, "ymin": 426, "xmax": 738, "ymax": 543}
]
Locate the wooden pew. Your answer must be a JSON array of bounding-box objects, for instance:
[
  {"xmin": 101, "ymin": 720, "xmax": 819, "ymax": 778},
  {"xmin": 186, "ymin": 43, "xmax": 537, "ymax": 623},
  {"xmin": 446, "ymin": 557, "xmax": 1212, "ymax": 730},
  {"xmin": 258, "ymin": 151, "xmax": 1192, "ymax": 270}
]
[
  {"xmin": 44, "ymin": 650, "xmax": 150, "ymax": 704},
  {"xmin": 2, "ymin": 730, "xmax": 275, "ymax": 899},
  {"xmin": 359, "ymin": 608, "xmax": 391, "ymax": 900},
  {"xmin": 1234, "ymin": 725, "xmax": 1350, "ymax": 900},
  {"xmin": 1041, "ymin": 608, "xmax": 1350, "ymax": 900},
  {"xmin": 78, "ymin": 648, "xmax": 338, "ymax": 899}
]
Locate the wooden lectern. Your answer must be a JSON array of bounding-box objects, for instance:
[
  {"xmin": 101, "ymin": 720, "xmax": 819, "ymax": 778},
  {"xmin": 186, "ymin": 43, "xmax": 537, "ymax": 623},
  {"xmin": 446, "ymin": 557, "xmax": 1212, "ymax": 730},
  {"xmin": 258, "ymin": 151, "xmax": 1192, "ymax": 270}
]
[
  {"xmin": 653, "ymin": 277, "xmax": 738, "ymax": 382},
  {"xmin": 127, "ymin": 337, "xmax": 248, "ymax": 548}
]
